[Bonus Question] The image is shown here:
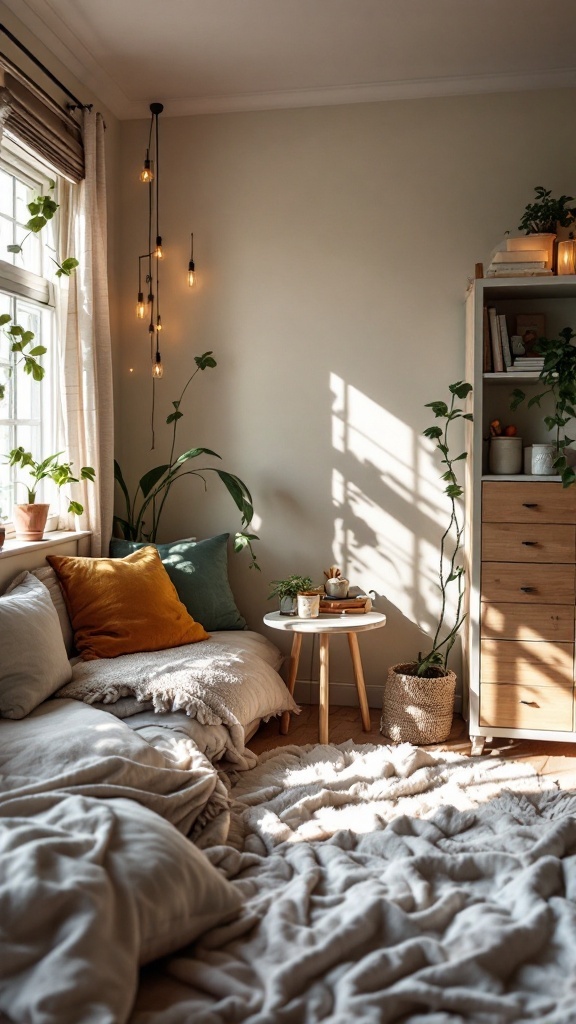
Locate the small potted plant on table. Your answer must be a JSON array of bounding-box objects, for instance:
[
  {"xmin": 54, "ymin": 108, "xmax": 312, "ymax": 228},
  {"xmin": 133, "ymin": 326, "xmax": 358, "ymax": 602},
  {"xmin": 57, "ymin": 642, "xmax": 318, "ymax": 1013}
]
[{"xmin": 268, "ymin": 574, "xmax": 314, "ymax": 615}]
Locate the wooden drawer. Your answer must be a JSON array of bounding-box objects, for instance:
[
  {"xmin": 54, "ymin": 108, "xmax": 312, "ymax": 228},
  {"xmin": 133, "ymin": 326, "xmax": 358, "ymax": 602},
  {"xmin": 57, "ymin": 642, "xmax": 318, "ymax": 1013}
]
[
  {"xmin": 482, "ymin": 481, "xmax": 576, "ymax": 524},
  {"xmin": 480, "ymin": 682, "xmax": 574, "ymax": 731},
  {"xmin": 481, "ymin": 563, "xmax": 575, "ymax": 604},
  {"xmin": 481, "ymin": 523, "xmax": 576, "ymax": 563},
  {"xmin": 481, "ymin": 639, "xmax": 574, "ymax": 686},
  {"xmin": 481, "ymin": 603, "xmax": 575, "ymax": 642}
]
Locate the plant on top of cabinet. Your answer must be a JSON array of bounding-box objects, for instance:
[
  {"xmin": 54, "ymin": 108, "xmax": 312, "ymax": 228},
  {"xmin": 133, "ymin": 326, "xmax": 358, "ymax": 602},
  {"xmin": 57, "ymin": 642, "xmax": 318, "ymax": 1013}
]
[
  {"xmin": 510, "ymin": 326, "xmax": 576, "ymax": 487},
  {"xmin": 517, "ymin": 187, "xmax": 576, "ymax": 235}
]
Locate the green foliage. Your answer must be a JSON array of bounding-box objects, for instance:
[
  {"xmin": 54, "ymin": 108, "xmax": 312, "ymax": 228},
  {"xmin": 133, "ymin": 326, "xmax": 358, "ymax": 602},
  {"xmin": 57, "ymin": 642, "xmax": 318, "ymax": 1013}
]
[
  {"xmin": 6, "ymin": 180, "xmax": 77, "ymax": 279},
  {"xmin": 415, "ymin": 380, "xmax": 473, "ymax": 678},
  {"xmin": 510, "ymin": 325, "xmax": 576, "ymax": 487},
  {"xmin": 113, "ymin": 351, "xmax": 260, "ymax": 569},
  {"xmin": 6, "ymin": 447, "xmax": 95, "ymax": 513},
  {"xmin": 517, "ymin": 186, "xmax": 576, "ymax": 235},
  {"xmin": 267, "ymin": 575, "xmax": 314, "ymax": 601},
  {"xmin": 0, "ymin": 314, "xmax": 46, "ymax": 400}
]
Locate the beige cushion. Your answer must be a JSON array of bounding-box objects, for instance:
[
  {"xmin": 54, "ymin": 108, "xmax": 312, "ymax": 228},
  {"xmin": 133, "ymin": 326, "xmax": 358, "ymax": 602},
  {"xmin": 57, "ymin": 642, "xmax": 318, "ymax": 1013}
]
[
  {"xmin": 0, "ymin": 573, "xmax": 72, "ymax": 719},
  {"xmin": 7, "ymin": 566, "xmax": 75, "ymax": 656}
]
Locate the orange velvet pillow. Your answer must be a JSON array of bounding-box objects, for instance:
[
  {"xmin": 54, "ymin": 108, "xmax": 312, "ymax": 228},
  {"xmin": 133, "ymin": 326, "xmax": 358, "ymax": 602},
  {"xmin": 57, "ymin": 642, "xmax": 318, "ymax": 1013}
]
[{"xmin": 47, "ymin": 546, "xmax": 209, "ymax": 660}]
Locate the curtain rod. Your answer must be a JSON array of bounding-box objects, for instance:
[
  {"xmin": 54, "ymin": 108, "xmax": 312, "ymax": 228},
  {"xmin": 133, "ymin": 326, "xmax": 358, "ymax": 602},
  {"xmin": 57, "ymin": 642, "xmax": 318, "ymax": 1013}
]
[{"xmin": 0, "ymin": 23, "xmax": 91, "ymax": 111}]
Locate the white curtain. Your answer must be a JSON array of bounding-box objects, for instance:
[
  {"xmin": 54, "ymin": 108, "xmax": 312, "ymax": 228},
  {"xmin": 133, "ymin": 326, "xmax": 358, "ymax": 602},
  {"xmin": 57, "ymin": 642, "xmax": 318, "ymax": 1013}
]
[{"xmin": 56, "ymin": 110, "xmax": 114, "ymax": 556}]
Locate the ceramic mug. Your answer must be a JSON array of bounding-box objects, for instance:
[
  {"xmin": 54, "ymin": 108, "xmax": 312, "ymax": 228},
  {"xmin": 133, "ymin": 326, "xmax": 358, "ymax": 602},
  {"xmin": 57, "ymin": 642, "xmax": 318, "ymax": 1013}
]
[{"xmin": 297, "ymin": 591, "xmax": 320, "ymax": 618}]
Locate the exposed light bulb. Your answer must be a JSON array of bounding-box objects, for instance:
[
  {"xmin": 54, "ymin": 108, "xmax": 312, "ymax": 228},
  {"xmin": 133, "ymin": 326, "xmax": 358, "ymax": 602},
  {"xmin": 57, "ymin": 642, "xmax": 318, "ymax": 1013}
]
[
  {"xmin": 136, "ymin": 292, "xmax": 145, "ymax": 318},
  {"xmin": 152, "ymin": 353, "xmax": 163, "ymax": 378},
  {"xmin": 188, "ymin": 262, "xmax": 195, "ymax": 287},
  {"xmin": 140, "ymin": 155, "xmax": 154, "ymax": 183},
  {"xmin": 156, "ymin": 314, "xmax": 163, "ymax": 331},
  {"xmin": 155, "ymin": 235, "xmax": 163, "ymax": 259}
]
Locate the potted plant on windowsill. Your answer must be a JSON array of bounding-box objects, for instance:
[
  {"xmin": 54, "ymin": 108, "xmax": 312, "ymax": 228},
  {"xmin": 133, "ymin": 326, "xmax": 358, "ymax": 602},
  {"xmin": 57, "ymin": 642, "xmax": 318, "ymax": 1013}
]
[
  {"xmin": 268, "ymin": 574, "xmax": 314, "ymax": 615},
  {"xmin": 381, "ymin": 381, "xmax": 473, "ymax": 745},
  {"xmin": 6, "ymin": 448, "xmax": 95, "ymax": 540}
]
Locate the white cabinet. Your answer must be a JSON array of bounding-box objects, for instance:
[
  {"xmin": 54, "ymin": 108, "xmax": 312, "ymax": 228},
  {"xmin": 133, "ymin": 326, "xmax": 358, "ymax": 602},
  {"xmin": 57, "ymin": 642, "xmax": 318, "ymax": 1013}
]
[{"xmin": 464, "ymin": 276, "xmax": 576, "ymax": 753}]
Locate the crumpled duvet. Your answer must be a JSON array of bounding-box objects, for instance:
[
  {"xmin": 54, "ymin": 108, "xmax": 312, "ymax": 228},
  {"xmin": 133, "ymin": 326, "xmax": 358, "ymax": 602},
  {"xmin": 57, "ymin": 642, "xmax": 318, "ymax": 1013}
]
[{"xmin": 131, "ymin": 742, "xmax": 576, "ymax": 1024}]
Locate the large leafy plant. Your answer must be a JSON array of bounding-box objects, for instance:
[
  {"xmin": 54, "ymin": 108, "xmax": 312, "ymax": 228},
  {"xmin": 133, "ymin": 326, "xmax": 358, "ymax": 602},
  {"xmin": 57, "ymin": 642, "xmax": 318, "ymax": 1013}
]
[
  {"xmin": 414, "ymin": 380, "xmax": 473, "ymax": 678},
  {"xmin": 114, "ymin": 351, "xmax": 259, "ymax": 569},
  {"xmin": 510, "ymin": 326, "xmax": 576, "ymax": 488}
]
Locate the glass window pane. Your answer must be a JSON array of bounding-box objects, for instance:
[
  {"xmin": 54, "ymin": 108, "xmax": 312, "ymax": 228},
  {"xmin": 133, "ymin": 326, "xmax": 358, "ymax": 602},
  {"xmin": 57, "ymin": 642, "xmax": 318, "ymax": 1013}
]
[
  {"xmin": 16, "ymin": 225, "xmax": 41, "ymax": 276},
  {"xmin": 0, "ymin": 214, "xmax": 15, "ymax": 263},
  {"xmin": 14, "ymin": 177, "xmax": 35, "ymax": 224},
  {"xmin": 0, "ymin": 170, "xmax": 13, "ymax": 217}
]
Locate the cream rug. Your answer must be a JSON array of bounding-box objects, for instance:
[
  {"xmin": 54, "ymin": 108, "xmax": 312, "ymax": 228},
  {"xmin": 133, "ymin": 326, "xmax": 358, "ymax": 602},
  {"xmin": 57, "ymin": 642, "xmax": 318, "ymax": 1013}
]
[{"xmin": 134, "ymin": 742, "xmax": 576, "ymax": 1023}]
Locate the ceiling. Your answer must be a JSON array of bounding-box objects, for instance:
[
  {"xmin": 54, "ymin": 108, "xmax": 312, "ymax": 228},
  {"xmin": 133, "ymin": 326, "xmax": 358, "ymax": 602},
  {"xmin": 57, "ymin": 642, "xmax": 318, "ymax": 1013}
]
[{"xmin": 5, "ymin": 0, "xmax": 576, "ymax": 119}]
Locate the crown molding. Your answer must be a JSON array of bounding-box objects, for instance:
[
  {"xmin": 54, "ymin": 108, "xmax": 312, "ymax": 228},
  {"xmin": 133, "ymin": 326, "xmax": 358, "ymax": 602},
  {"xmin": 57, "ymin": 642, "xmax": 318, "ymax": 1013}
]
[{"xmin": 3, "ymin": 0, "xmax": 576, "ymax": 121}]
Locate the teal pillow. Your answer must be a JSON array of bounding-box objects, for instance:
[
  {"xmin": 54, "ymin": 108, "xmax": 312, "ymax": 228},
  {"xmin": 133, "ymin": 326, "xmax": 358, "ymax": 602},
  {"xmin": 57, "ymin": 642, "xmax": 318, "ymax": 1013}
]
[{"xmin": 109, "ymin": 534, "xmax": 246, "ymax": 631}]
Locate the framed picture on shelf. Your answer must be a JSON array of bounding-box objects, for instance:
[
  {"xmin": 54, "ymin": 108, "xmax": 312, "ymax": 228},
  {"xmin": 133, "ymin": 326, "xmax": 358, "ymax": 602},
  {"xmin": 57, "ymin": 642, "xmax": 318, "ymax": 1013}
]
[{"xmin": 515, "ymin": 313, "xmax": 546, "ymax": 356}]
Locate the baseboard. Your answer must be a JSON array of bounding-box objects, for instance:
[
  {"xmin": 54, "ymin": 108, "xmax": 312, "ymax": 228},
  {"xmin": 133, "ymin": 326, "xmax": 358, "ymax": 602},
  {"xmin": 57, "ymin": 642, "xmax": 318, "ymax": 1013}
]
[{"xmin": 294, "ymin": 679, "xmax": 463, "ymax": 716}]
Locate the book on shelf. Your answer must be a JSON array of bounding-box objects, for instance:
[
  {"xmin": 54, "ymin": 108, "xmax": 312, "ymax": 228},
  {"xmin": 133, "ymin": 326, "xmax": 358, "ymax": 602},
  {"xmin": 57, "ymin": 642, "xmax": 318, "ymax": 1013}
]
[
  {"xmin": 498, "ymin": 314, "xmax": 512, "ymax": 368},
  {"xmin": 490, "ymin": 261, "xmax": 547, "ymax": 271},
  {"xmin": 487, "ymin": 307, "xmax": 504, "ymax": 372},
  {"xmin": 506, "ymin": 365, "xmax": 543, "ymax": 374},
  {"xmin": 511, "ymin": 357, "xmax": 544, "ymax": 365},
  {"xmin": 493, "ymin": 249, "xmax": 547, "ymax": 264},
  {"xmin": 482, "ymin": 306, "xmax": 492, "ymax": 372},
  {"xmin": 486, "ymin": 268, "xmax": 552, "ymax": 277}
]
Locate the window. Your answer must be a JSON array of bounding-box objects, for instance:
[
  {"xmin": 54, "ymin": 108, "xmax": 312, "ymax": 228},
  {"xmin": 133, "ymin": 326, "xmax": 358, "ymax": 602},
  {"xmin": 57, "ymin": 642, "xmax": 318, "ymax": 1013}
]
[{"xmin": 0, "ymin": 143, "xmax": 58, "ymax": 526}]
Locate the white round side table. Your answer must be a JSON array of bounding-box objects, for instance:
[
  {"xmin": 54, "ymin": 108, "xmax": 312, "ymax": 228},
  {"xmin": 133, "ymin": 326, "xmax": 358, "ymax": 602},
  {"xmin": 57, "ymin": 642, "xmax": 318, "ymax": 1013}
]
[{"xmin": 263, "ymin": 610, "xmax": 387, "ymax": 744}]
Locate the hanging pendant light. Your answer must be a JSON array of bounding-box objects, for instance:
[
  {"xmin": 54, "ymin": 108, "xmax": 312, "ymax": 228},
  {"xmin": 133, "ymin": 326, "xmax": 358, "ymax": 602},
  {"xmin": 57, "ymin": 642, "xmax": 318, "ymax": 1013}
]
[{"xmin": 188, "ymin": 232, "xmax": 195, "ymax": 287}]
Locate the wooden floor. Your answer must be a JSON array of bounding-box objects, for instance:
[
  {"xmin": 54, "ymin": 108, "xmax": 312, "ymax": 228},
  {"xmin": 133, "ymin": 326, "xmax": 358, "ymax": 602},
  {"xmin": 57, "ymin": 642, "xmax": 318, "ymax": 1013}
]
[{"xmin": 248, "ymin": 706, "xmax": 576, "ymax": 789}]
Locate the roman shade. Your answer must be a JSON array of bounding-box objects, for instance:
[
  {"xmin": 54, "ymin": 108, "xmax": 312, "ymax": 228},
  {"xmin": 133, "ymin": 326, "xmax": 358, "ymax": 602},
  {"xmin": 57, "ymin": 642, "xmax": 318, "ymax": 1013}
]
[{"xmin": 0, "ymin": 55, "xmax": 84, "ymax": 182}]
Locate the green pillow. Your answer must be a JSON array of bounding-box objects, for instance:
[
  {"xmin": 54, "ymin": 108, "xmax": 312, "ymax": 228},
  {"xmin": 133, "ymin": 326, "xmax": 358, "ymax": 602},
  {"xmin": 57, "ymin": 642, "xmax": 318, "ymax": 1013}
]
[{"xmin": 109, "ymin": 534, "xmax": 246, "ymax": 631}]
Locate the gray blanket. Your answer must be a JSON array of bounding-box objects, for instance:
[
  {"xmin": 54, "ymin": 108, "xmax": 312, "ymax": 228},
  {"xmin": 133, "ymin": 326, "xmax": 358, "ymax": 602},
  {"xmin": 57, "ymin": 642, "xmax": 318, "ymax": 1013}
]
[{"xmin": 131, "ymin": 742, "xmax": 576, "ymax": 1024}]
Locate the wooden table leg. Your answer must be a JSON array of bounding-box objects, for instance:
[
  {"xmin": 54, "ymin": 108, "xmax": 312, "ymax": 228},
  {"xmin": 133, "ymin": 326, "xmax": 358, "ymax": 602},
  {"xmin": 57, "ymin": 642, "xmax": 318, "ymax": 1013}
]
[
  {"xmin": 319, "ymin": 633, "xmax": 330, "ymax": 744},
  {"xmin": 280, "ymin": 632, "xmax": 302, "ymax": 734},
  {"xmin": 347, "ymin": 632, "xmax": 371, "ymax": 732}
]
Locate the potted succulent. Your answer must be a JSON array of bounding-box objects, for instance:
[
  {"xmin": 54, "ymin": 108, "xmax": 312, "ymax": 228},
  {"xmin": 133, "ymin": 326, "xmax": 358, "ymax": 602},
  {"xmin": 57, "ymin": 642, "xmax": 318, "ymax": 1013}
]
[
  {"xmin": 268, "ymin": 574, "xmax": 314, "ymax": 615},
  {"xmin": 510, "ymin": 325, "xmax": 576, "ymax": 487},
  {"xmin": 511, "ymin": 186, "xmax": 576, "ymax": 271},
  {"xmin": 381, "ymin": 381, "xmax": 473, "ymax": 745},
  {"xmin": 6, "ymin": 447, "xmax": 95, "ymax": 540}
]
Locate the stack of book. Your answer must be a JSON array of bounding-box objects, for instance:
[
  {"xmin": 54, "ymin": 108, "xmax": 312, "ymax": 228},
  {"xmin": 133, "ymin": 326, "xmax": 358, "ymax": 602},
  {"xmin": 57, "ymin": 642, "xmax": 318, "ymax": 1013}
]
[
  {"xmin": 506, "ymin": 357, "xmax": 544, "ymax": 375},
  {"xmin": 319, "ymin": 593, "xmax": 372, "ymax": 614},
  {"xmin": 485, "ymin": 239, "xmax": 552, "ymax": 278}
]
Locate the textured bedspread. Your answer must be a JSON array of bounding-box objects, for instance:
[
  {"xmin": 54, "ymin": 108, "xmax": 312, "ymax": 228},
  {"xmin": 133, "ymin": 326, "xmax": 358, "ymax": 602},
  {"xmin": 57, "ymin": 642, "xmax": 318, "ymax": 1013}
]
[
  {"xmin": 0, "ymin": 700, "xmax": 232, "ymax": 1023},
  {"xmin": 131, "ymin": 742, "xmax": 576, "ymax": 1024}
]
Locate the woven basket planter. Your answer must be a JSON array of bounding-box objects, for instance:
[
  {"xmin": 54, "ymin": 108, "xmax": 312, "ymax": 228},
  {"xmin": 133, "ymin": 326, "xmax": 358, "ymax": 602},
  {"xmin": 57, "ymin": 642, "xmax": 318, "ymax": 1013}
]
[{"xmin": 380, "ymin": 662, "xmax": 457, "ymax": 745}]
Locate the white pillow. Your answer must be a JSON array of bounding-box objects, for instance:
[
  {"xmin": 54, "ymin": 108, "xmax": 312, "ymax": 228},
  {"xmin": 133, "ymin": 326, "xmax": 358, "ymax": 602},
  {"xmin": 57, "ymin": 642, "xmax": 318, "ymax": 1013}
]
[
  {"xmin": 0, "ymin": 573, "xmax": 72, "ymax": 719},
  {"xmin": 6, "ymin": 566, "xmax": 74, "ymax": 656}
]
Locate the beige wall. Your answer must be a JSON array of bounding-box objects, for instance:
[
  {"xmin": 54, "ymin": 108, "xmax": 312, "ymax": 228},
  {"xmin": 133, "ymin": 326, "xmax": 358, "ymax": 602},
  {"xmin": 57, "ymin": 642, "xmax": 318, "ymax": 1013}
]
[{"xmin": 117, "ymin": 88, "xmax": 576, "ymax": 699}]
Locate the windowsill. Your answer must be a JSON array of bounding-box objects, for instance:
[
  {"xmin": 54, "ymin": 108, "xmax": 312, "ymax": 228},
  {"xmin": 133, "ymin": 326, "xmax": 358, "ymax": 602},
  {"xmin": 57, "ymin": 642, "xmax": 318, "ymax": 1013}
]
[{"xmin": 0, "ymin": 529, "xmax": 92, "ymax": 560}]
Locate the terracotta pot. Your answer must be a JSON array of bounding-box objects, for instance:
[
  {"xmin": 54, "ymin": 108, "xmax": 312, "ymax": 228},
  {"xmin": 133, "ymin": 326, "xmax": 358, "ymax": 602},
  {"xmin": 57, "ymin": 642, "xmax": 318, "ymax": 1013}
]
[{"xmin": 12, "ymin": 503, "xmax": 50, "ymax": 541}]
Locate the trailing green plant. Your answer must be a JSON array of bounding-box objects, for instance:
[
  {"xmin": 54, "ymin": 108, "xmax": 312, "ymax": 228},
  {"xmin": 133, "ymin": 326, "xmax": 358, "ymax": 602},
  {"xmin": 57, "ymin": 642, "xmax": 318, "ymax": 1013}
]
[
  {"xmin": 413, "ymin": 380, "xmax": 473, "ymax": 678},
  {"xmin": 7, "ymin": 180, "xmax": 78, "ymax": 278},
  {"xmin": 0, "ymin": 315, "xmax": 46, "ymax": 400},
  {"xmin": 510, "ymin": 326, "xmax": 576, "ymax": 488},
  {"xmin": 517, "ymin": 186, "xmax": 576, "ymax": 235},
  {"xmin": 6, "ymin": 447, "xmax": 95, "ymax": 514},
  {"xmin": 113, "ymin": 351, "xmax": 259, "ymax": 569},
  {"xmin": 267, "ymin": 575, "xmax": 314, "ymax": 601}
]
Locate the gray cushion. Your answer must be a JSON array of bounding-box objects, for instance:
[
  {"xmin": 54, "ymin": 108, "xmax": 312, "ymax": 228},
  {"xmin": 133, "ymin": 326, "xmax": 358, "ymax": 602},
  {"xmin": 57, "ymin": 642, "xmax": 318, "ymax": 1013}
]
[
  {"xmin": 0, "ymin": 573, "xmax": 72, "ymax": 718},
  {"xmin": 109, "ymin": 534, "xmax": 246, "ymax": 631}
]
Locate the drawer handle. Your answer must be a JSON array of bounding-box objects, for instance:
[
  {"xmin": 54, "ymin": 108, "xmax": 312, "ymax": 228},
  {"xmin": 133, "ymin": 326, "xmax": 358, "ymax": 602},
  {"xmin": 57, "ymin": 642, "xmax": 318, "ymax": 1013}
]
[
  {"xmin": 521, "ymin": 541, "xmax": 537, "ymax": 546},
  {"xmin": 520, "ymin": 586, "xmax": 536, "ymax": 593},
  {"xmin": 519, "ymin": 700, "xmax": 539, "ymax": 708},
  {"xmin": 522, "ymin": 503, "xmax": 538, "ymax": 508}
]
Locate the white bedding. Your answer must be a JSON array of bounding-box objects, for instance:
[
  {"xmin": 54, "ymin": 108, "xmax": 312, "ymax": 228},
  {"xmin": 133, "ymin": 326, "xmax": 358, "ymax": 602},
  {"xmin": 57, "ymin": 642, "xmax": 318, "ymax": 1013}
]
[
  {"xmin": 130, "ymin": 742, "xmax": 576, "ymax": 1024},
  {"xmin": 0, "ymin": 700, "xmax": 238, "ymax": 1024}
]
